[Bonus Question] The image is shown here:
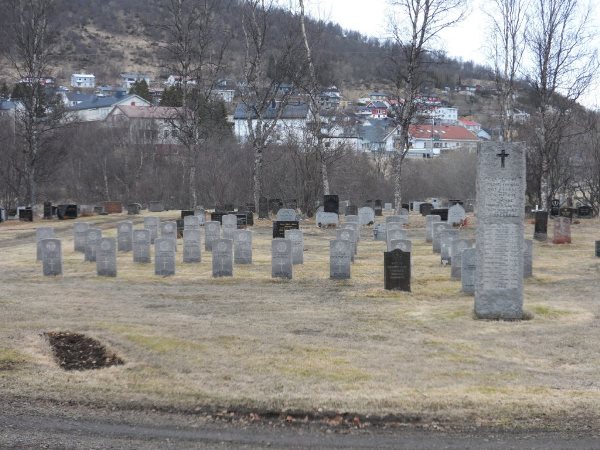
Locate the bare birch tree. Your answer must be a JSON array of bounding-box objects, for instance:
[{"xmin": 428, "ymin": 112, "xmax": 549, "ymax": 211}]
[
  {"xmin": 388, "ymin": 0, "xmax": 466, "ymax": 213},
  {"xmin": 486, "ymin": 0, "xmax": 528, "ymax": 142},
  {"xmin": 3, "ymin": 0, "xmax": 68, "ymax": 209},
  {"xmin": 525, "ymin": 0, "xmax": 598, "ymax": 208},
  {"xmin": 239, "ymin": 0, "xmax": 304, "ymax": 210}
]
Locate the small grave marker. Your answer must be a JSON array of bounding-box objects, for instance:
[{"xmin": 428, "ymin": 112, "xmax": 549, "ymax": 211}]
[
  {"xmin": 384, "ymin": 249, "xmax": 410, "ymax": 291},
  {"xmin": 330, "ymin": 240, "xmax": 352, "ymax": 279},
  {"xmin": 204, "ymin": 221, "xmax": 221, "ymax": 251},
  {"xmin": 96, "ymin": 238, "xmax": 117, "ymax": 277},
  {"xmin": 133, "ymin": 230, "xmax": 151, "ymax": 263},
  {"xmin": 212, "ymin": 239, "xmax": 233, "ymax": 277},
  {"xmin": 84, "ymin": 228, "xmax": 102, "ymax": 262},
  {"xmin": 271, "ymin": 239, "xmax": 293, "ymax": 279},
  {"xmin": 233, "ymin": 230, "xmax": 252, "ymax": 264},
  {"xmin": 285, "ymin": 229, "xmax": 304, "ymax": 265},
  {"xmin": 183, "ymin": 229, "xmax": 202, "ymax": 263},
  {"xmin": 117, "ymin": 221, "xmax": 133, "ymax": 252},
  {"xmin": 155, "ymin": 238, "xmax": 176, "ymax": 276},
  {"xmin": 41, "ymin": 239, "xmax": 62, "ymax": 276}
]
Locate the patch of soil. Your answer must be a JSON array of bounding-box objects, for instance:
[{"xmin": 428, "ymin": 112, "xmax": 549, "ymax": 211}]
[{"xmin": 44, "ymin": 331, "xmax": 124, "ymax": 371}]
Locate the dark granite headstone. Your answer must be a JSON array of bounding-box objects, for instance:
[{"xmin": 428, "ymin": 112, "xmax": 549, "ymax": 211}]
[
  {"xmin": 127, "ymin": 203, "xmax": 142, "ymax": 215},
  {"xmin": 401, "ymin": 203, "xmax": 410, "ymax": 211},
  {"xmin": 272, "ymin": 220, "xmax": 299, "ymax": 238},
  {"xmin": 559, "ymin": 207, "xmax": 574, "ymax": 220},
  {"xmin": 374, "ymin": 199, "xmax": 383, "ymax": 217},
  {"xmin": 259, "ymin": 197, "xmax": 269, "ymax": 219},
  {"xmin": 246, "ymin": 202, "xmax": 256, "ymax": 213},
  {"xmin": 285, "ymin": 199, "xmax": 298, "ymax": 210},
  {"xmin": 19, "ymin": 208, "xmax": 33, "ymax": 222},
  {"xmin": 420, "ymin": 203, "xmax": 433, "ymax": 216},
  {"xmin": 324, "ymin": 195, "xmax": 339, "ymax": 214},
  {"xmin": 57, "ymin": 204, "xmax": 78, "ymax": 220},
  {"xmin": 550, "ymin": 199, "xmax": 560, "ymax": 216},
  {"xmin": 384, "ymin": 249, "xmax": 410, "ymax": 291},
  {"xmin": 449, "ymin": 199, "xmax": 463, "ymax": 206},
  {"xmin": 181, "ymin": 210, "xmax": 194, "ymax": 219},
  {"xmin": 596, "ymin": 241, "xmax": 600, "ymax": 257},
  {"xmin": 269, "ymin": 199, "xmax": 283, "ymax": 214},
  {"xmin": 43, "ymin": 202, "xmax": 53, "ymax": 220},
  {"xmin": 578, "ymin": 205, "xmax": 592, "ymax": 218},
  {"xmin": 430, "ymin": 208, "xmax": 448, "ymax": 221},
  {"xmin": 534, "ymin": 211, "xmax": 548, "ymax": 241}
]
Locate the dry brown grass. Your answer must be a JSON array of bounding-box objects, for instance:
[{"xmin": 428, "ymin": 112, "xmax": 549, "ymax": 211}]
[{"xmin": 1, "ymin": 212, "xmax": 599, "ymax": 428}]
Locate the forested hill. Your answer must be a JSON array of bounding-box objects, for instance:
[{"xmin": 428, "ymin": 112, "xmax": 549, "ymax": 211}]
[{"xmin": 14, "ymin": 0, "xmax": 494, "ymax": 92}]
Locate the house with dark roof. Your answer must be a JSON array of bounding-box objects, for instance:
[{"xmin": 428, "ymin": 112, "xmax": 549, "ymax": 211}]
[
  {"xmin": 233, "ymin": 101, "xmax": 311, "ymax": 143},
  {"xmin": 67, "ymin": 94, "xmax": 151, "ymax": 122}
]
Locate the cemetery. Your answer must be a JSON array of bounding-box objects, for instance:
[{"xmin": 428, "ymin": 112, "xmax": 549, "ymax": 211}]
[{"xmin": 1, "ymin": 192, "xmax": 600, "ymax": 429}]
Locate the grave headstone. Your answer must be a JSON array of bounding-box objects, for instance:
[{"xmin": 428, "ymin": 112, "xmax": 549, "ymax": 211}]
[
  {"xmin": 345, "ymin": 215, "xmax": 359, "ymax": 224},
  {"xmin": 127, "ymin": 203, "xmax": 142, "ymax": 215},
  {"xmin": 19, "ymin": 208, "xmax": 33, "ymax": 222},
  {"xmin": 420, "ymin": 203, "xmax": 433, "ymax": 216},
  {"xmin": 550, "ymin": 199, "xmax": 560, "ymax": 216},
  {"xmin": 183, "ymin": 229, "xmax": 202, "ymax": 263},
  {"xmin": 36, "ymin": 227, "xmax": 54, "ymax": 261},
  {"xmin": 552, "ymin": 216, "xmax": 571, "ymax": 244},
  {"xmin": 447, "ymin": 204, "xmax": 466, "ymax": 226},
  {"xmin": 389, "ymin": 239, "xmax": 412, "ymax": 253},
  {"xmin": 324, "ymin": 195, "xmax": 339, "ymax": 214},
  {"xmin": 117, "ymin": 221, "xmax": 133, "ymax": 252},
  {"xmin": 374, "ymin": 200, "xmax": 383, "ymax": 217},
  {"xmin": 176, "ymin": 219, "xmax": 184, "ymax": 238},
  {"xmin": 196, "ymin": 208, "xmax": 206, "ymax": 225},
  {"xmin": 432, "ymin": 222, "xmax": 449, "ymax": 253},
  {"xmin": 181, "ymin": 210, "xmax": 194, "ymax": 219},
  {"xmin": 233, "ymin": 230, "xmax": 252, "ymax": 264},
  {"xmin": 96, "ymin": 238, "xmax": 117, "ymax": 277},
  {"xmin": 133, "ymin": 229, "xmax": 151, "ymax": 263},
  {"xmin": 161, "ymin": 221, "xmax": 178, "ymax": 251},
  {"xmin": 73, "ymin": 222, "xmax": 89, "ymax": 252},
  {"xmin": 155, "ymin": 238, "xmax": 176, "ymax": 276},
  {"xmin": 271, "ymin": 238, "xmax": 293, "ymax": 279},
  {"xmin": 440, "ymin": 229, "xmax": 460, "ymax": 265},
  {"xmin": 204, "ymin": 221, "xmax": 221, "ymax": 251},
  {"xmin": 84, "ymin": 228, "xmax": 102, "ymax": 262},
  {"xmin": 259, "ymin": 197, "xmax": 269, "ymax": 219},
  {"xmin": 276, "ymin": 209, "xmax": 297, "ymax": 221},
  {"xmin": 461, "ymin": 248, "xmax": 476, "ymax": 295},
  {"xmin": 337, "ymin": 228, "xmax": 356, "ymax": 262},
  {"xmin": 399, "ymin": 208, "xmax": 409, "ymax": 216},
  {"xmin": 342, "ymin": 222, "xmax": 360, "ymax": 244},
  {"xmin": 330, "ymin": 239, "xmax": 352, "ymax": 279},
  {"xmin": 450, "ymin": 239, "xmax": 474, "ymax": 279},
  {"xmin": 386, "ymin": 215, "xmax": 408, "ymax": 226},
  {"xmin": 430, "ymin": 208, "xmax": 448, "ymax": 221},
  {"xmin": 103, "ymin": 201, "xmax": 122, "ymax": 214},
  {"xmin": 184, "ymin": 215, "xmax": 200, "ymax": 231},
  {"xmin": 316, "ymin": 211, "xmax": 339, "ymax": 227},
  {"xmin": 425, "ymin": 214, "xmax": 442, "ymax": 243},
  {"xmin": 148, "ymin": 201, "xmax": 165, "ymax": 212},
  {"xmin": 384, "ymin": 249, "xmax": 410, "ymax": 291},
  {"xmin": 358, "ymin": 207, "xmax": 375, "ymax": 226},
  {"xmin": 577, "ymin": 205, "xmax": 592, "ymax": 218},
  {"xmin": 93, "ymin": 206, "xmax": 105, "ymax": 215},
  {"xmin": 269, "ymin": 199, "xmax": 283, "ymax": 215},
  {"xmin": 386, "ymin": 228, "xmax": 408, "ymax": 251},
  {"xmin": 272, "ymin": 220, "xmax": 299, "ymax": 238},
  {"xmin": 43, "ymin": 202, "xmax": 53, "ymax": 220},
  {"xmin": 475, "ymin": 142, "xmax": 526, "ymax": 320},
  {"xmin": 285, "ymin": 229, "xmax": 304, "ymax": 265},
  {"xmin": 373, "ymin": 223, "xmax": 387, "ymax": 241},
  {"xmin": 401, "ymin": 203, "xmax": 410, "ymax": 211},
  {"xmin": 212, "ymin": 239, "xmax": 233, "ymax": 277},
  {"xmin": 533, "ymin": 211, "xmax": 548, "ymax": 241},
  {"xmin": 41, "ymin": 239, "xmax": 62, "ymax": 276},
  {"xmin": 345, "ymin": 205, "xmax": 358, "ymax": 216},
  {"xmin": 57, "ymin": 204, "xmax": 78, "ymax": 220},
  {"xmin": 144, "ymin": 217, "xmax": 160, "ymax": 244},
  {"xmin": 596, "ymin": 241, "xmax": 600, "ymax": 257},
  {"xmin": 384, "ymin": 203, "xmax": 392, "ymax": 212},
  {"xmin": 523, "ymin": 239, "xmax": 533, "ymax": 278},
  {"xmin": 559, "ymin": 207, "xmax": 576, "ymax": 220},
  {"xmin": 222, "ymin": 214, "xmax": 238, "ymax": 240}
]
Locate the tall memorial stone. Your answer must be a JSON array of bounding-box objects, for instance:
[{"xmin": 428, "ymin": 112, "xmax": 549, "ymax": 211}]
[
  {"xmin": 330, "ymin": 240, "xmax": 352, "ymax": 279},
  {"xmin": 204, "ymin": 221, "xmax": 221, "ymax": 251},
  {"xmin": 259, "ymin": 196, "xmax": 269, "ymax": 219},
  {"xmin": 461, "ymin": 248, "xmax": 476, "ymax": 295},
  {"xmin": 73, "ymin": 222, "xmax": 89, "ymax": 253},
  {"xmin": 36, "ymin": 227, "xmax": 54, "ymax": 261},
  {"xmin": 552, "ymin": 216, "xmax": 571, "ymax": 244},
  {"xmin": 117, "ymin": 221, "xmax": 133, "ymax": 252},
  {"xmin": 233, "ymin": 230, "xmax": 253, "ymax": 264},
  {"xmin": 425, "ymin": 215, "xmax": 441, "ymax": 243},
  {"xmin": 222, "ymin": 214, "xmax": 238, "ymax": 240},
  {"xmin": 183, "ymin": 229, "xmax": 202, "ymax": 263},
  {"xmin": 212, "ymin": 239, "xmax": 233, "ymax": 277},
  {"xmin": 144, "ymin": 217, "xmax": 160, "ymax": 244},
  {"xmin": 84, "ymin": 228, "xmax": 102, "ymax": 262},
  {"xmin": 161, "ymin": 221, "xmax": 178, "ymax": 251},
  {"xmin": 475, "ymin": 142, "xmax": 526, "ymax": 320},
  {"xmin": 132, "ymin": 229, "xmax": 151, "ymax": 263},
  {"xmin": 96, "ymin": 238, "xmax": 117, "ymax": 277},
  {"xmin": 285, "ymin": 229, "xmax": 304, "ymax": 265},
  {"xmin": 533, "ymin": 211, "xmax": 548, "ymax": 242},
  {"xmin": 440, "ymin": 229, "xmax": 459, "ymax": 265},
  {"xmin": 155, "ymin": 238, "xmax": 176, "ymax": 276},
  {"xmin": 271, "ymin": 238, "xmax": 293, "ymax": 279},
  {"xmin": 41, "ymin": 239, "xmax": 62, "ymax": 276},
  {"xmin": 384, "ymin": 249, "xmax": 410, "ymax": 291},
  {"xmin": 432, "ymin": 222, "xmax": 449, "ymax": 253}
]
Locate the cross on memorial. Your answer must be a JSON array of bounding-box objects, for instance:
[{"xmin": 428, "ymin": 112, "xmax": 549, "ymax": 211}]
[{"xmin": 497, "ymin": 148, "xmax": 510, "ymax": 168}]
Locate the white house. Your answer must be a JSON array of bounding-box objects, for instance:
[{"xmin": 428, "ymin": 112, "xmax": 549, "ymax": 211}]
[
  {"xmin": 406, "ymin": 124, "xmax": 479, "ymax": 157},
  {"xmin": 120, "ymin": 72, "xmax": 151, "ymax": 90},
  {"xmin": 233, "ymin": 101, "xmax": 311, "ymax": 143},
  {"xmin": 165, "ymin": 75, "xmax": 197, "ymax": 86},
  {"xmin": 70, "ymin": 73, "xmax": 96, "ymax": 88},
  {"xmin": 105, "ymin": 105, "xmax": 182, "ymax": 144},
  {"xmin": 433, "ymin": 107, "xmax": 458, "ymax": 124},
  {"xmin": 67, "ymin": 94, "xmax": 151, "ymax": 122}
]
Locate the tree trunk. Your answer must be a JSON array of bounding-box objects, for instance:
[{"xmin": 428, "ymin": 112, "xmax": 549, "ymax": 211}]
[
  {"xmin": 189, "ymin": 165, "xmax": 197, "ymax": 208},
  {"xmin": 393, "ymin": 153, "xmax": 402, "ymax": 214},
  {"xmin": 253, "ymin": 144, "xmax": 263, "ymax": 212},
  {"xmin": 321, "ymin": 155, "xmax": 330, "ymax": 195}
]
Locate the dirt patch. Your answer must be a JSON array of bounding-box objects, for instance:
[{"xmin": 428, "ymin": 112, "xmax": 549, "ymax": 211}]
[{"xmin": 45, "ymin": 332, "xmax": 124, "ymax": 371}]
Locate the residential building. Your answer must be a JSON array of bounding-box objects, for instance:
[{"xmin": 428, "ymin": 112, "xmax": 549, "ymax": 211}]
[
  {"xmin": 233, "ymin": 101, "xmax": 311, "ymax": 143},
  {"xmin": 405, "ymin": 124, "xmax": 479, "ymax": 157},
  {"xmin": 70, "ymin": 73, "xmax": 96, "ymax": 88},
  {"xmin": 165, "ymin": 75, "xmax": 197, "ymax": 86},
  {"xmin": 105, "ymin": 105, "xmax": 182, "ymax": 144},
  {"xmin": 366, "ymin": 101, "xmax": 389, "ymax": 119},
  {"xmin": 96, "ymin": 85, "xmax": 128, "ymax": 97},
  {"xmin": 458, "ymin": 118, "xmax": 481, "ymax": 133},
  {"xmin": 67, "ymin": 94, "xmax": 151, "ymax": 122},
  {"xmin": 120, "ymin": 72, "xmax": 151, "ymax": 90}
]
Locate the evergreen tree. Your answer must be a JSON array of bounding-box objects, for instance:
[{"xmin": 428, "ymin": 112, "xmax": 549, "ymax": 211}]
[
  {"xmin": 128, "ymin": 79, "xmax": 152, "ymax": 102},
  {"xmin": 159, "ymin": 86, "xmax": 183, "ymax": 107},
  {"xmin": 0, "ymin": 82, "xmax": 9, "ymax": 99}
]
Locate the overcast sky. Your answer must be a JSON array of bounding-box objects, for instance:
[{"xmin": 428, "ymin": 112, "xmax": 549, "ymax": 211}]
[{"xmin": 296, "ymin": 0, "xmax": 600, "ymax": 108}]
